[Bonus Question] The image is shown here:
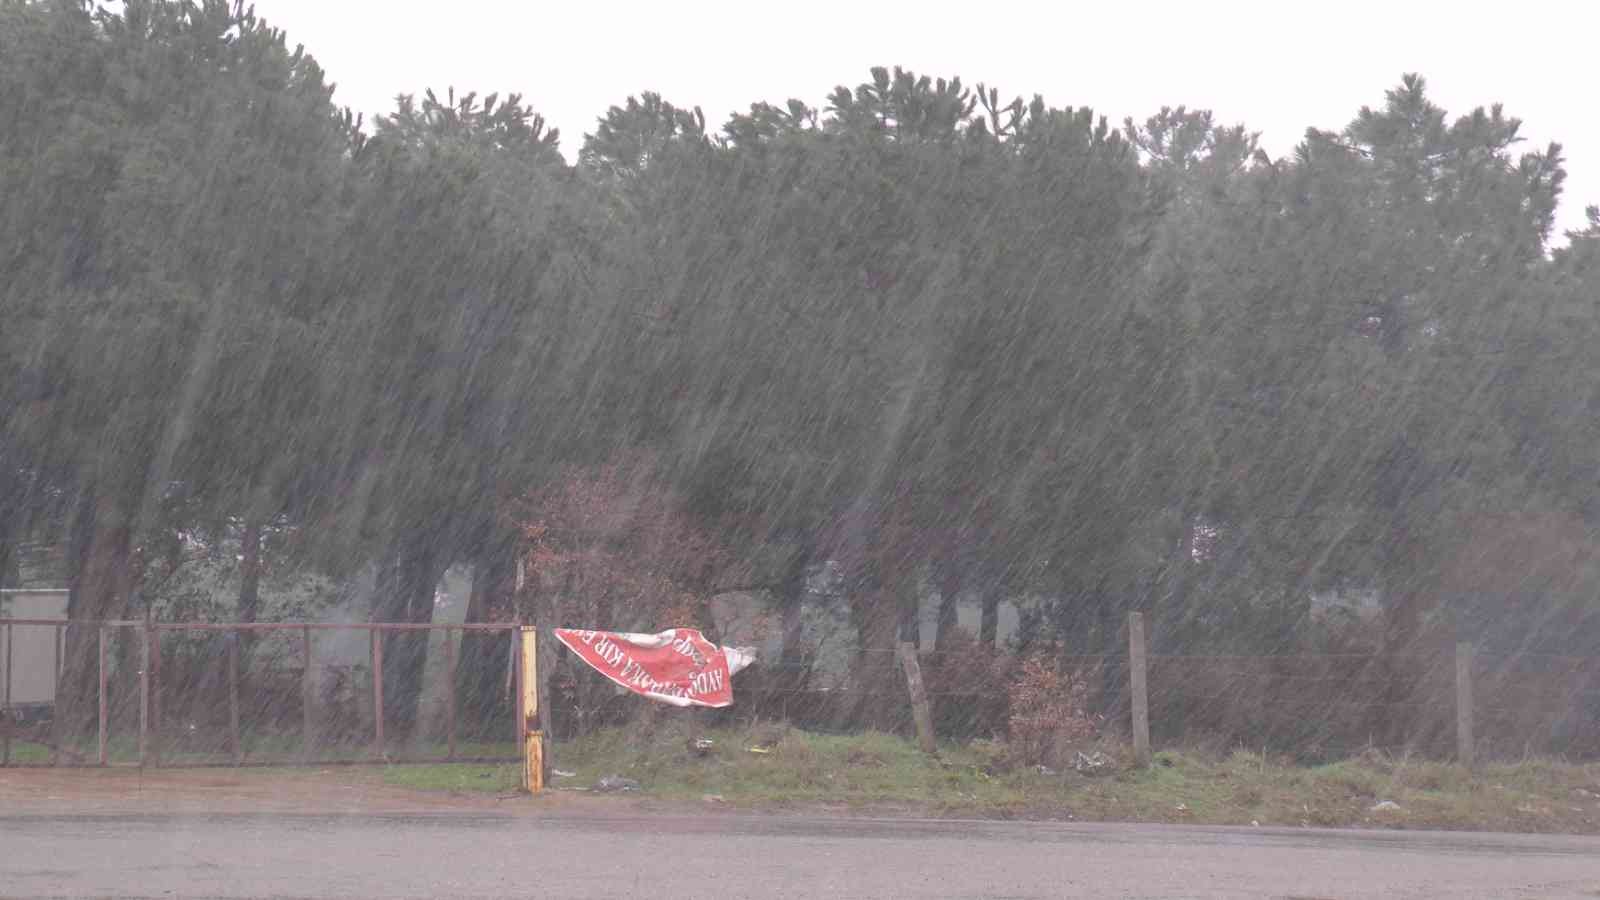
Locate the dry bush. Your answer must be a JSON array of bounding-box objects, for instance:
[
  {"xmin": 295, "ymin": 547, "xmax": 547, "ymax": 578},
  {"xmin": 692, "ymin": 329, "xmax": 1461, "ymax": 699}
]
[
  {"xmin": 1006, "ymin": 656, "xmax": 1099, "ymax": 768},
  {"xmin": 921, "ymin": 629, "xmax": 1013, "ymax": 740}
]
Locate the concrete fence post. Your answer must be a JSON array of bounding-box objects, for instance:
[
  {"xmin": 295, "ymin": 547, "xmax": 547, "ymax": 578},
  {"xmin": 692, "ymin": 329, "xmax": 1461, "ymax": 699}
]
[
  {"xmin": 1129, "ymin": 612, "xmax": 1151, "ymax": 767},
  {"xmin": 898, "ymin": 642, "xmax": 937, "ymax": 755}
]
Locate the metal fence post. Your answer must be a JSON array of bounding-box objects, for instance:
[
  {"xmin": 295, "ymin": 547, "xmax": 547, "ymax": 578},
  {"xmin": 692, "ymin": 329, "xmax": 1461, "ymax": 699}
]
[
  {"xmin": 52, "ymin": 624, "xmax": 62, "ymax": 766},
  {"xmin": 4, "ymin": 622, "xmax": 12, "ymax": 766},
  {"xmin": 150, "ymin": 625, "xmax": 162, "ymax": 767},
  {"xmin": 1457, "ymin": 641, "xmax": 1475, "ymax": 767},
  {"xmin": 228, "ymin": 631, "xmax": 242, "ymax": 766},
  {"xmin": 139, "ymin": 620, "xmax": 150, "ymax": 767},
  {"xmin": 371, "ymin": 627, "xmax": 385, "ymax": 760},
  {"xmin": 445, "ymin": 628, "xmax": 458, "ymax": 761},
  {"xmin": 1129, "ymin": 611, "xmax": 1151, "ymax": 767},
  {"xmin": 301, "ymin": 625, "xmax": 314, "ymax": 761},
  {"xmin": 97, "ymin": 625, "xmax": 108, "ymax": 767}
]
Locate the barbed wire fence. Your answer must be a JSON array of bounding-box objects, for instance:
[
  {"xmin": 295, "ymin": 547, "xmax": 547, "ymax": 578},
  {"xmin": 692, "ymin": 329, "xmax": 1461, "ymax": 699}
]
[{"xmin": 2, "ymin": 614, "xmax": 1598, "ymax": 769}]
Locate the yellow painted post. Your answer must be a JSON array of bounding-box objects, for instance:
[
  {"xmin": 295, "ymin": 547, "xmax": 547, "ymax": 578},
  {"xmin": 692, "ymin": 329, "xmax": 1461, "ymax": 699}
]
[{"xmin": 519, "ymin": 626, "xmax": 543, "ymax": 793}]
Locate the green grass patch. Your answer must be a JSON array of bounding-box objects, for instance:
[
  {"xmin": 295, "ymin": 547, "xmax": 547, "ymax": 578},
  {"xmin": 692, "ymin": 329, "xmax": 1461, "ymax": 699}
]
[
  {"xmin": 4, "ymin": 741, "xmax": 53, "ymax": 764},
  {"xmin": 494, "ymin": 722, "xmax": 1600, "ymax": 832},
  {"xmin": 20, "ymin": 720, "xmax": 1594, "ymax": 834}
]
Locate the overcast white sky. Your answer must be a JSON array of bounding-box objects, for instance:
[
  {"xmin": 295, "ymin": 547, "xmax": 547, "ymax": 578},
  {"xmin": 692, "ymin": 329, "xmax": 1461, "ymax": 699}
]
[{"xmin": 252, "ymin": 0, "xmax": 1598, "ymax": 239}]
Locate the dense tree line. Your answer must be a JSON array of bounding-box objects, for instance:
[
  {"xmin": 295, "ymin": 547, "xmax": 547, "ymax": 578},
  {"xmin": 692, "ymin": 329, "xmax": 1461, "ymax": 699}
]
[{"xmin": 3, "ymin": 1, "xmax": 1598, "ymax": 744}]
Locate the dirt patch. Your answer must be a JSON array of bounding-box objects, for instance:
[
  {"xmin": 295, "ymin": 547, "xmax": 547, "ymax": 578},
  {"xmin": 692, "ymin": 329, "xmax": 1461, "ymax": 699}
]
[
  {"xmin": 0, "ymin": 766, "xmax": 520, "ymax": 815},
  {"xmin": 0, "ymin": 765, "xmax": 713, "ymax": 820}
]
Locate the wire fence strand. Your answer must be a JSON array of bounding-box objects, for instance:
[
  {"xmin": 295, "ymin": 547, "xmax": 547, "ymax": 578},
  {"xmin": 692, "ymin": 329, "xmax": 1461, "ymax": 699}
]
[{"xmin": 5, "ymin": 618, "xmax": 1600, "ymax": 768}]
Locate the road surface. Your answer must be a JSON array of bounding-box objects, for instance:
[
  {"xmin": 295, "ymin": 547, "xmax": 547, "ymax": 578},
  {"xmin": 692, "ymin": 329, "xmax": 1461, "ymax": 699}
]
[{"xmin": 2, "ymin": 812, "xmax": 1598, "ymax": 899}]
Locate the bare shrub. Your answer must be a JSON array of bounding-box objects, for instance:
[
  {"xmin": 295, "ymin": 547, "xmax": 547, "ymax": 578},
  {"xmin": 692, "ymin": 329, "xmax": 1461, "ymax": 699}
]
[{"xmin": 1006, "ymin": 656, "xmax": 1098, "ymax": 768}]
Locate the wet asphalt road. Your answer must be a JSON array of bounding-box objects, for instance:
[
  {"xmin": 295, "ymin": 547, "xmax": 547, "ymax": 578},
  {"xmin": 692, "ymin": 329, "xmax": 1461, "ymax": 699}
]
[{"xmin": 1, "ymin": 812, "xmax": 1598, "ymax": 899}]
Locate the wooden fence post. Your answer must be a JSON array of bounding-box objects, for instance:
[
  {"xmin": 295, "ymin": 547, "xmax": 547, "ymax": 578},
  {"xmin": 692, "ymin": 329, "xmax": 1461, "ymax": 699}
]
[
  {"xmin": 519, "ymin": 626, "xmax": 543, "ymax": 793},
  {"xmin": 897, "ymin": 642, "xmax": 937, "ymax": 755},
  {"xmin": 97, "ymin": 626, "xmax": 108, "ymax": 767},
  {"xmin": 1129, "ymin": 611, "xmax": 1151, "ymax": 767},
  {"xmin": 371, "ymin": 627, "xmax": 385, "ymax": 760},
  {"xmin": 301, "ymin": 626, "xmax": 314, "ymax": 761},
  {"xmin": 1457, "ymin": 641, "xmax": 1474, "ymax": 768}
]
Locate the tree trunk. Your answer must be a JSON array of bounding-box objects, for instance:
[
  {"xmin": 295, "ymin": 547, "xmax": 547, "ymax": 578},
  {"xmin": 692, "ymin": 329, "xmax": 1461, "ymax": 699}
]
[
  {"xmin": 777, "ymin": 547, "xmax": 810, "ymax": 690},
  {"xmin": 572, "ymin": 583, "xmax": 616, "ymax": 736},
  {"xmin": 692, "ymin": 594, "xmax": 719, "ymax": 644},
  {"xmin": 901, "ymin": 578, "xmax": 922, "ymax": 650},
  {"xmin": 457, "ymin": 538, "xmax": 512, "ymax": 737},
  {"xmin": 1166, "ymin": 507, "xmax": 1197, "ymax": 630},
  {"xmin": 236, "ymin": 514, "xmax": 263, "ymax": 674},
  {"xmin": 0, "ymin": 509, "xmax": 14, "ymax": 591},
  {"xmin": 56, "ymin": 486, "xmax": 135, "ymax": 744},
  {"xmin": 237, "ymin": 516, "xmax": 262, "ymax": 624},
  {"xmin": 1378, "ymin": 588, "xmax": 1428, "ymax": 751},
  {"xmin": 848, "ymin": 573, "xmax": 900, "ymax": 732},
  {"xmin": 685, "ymin": 554, "xmax": 720, "ymax": 643},
  {"xmin": 978, "ymin": 588, "xmax": 1000, "ymax": 650},
  {"xmin": 934, "ymin": 561, "xmax": 962, "ymax": 652},
  {"xmin": 530, "ymin": 571, "xmax": 555, "ymax": 747},
  {"xmin": 374, "ymin": 537, "xmax": 444, "ymax": 744},
  {"xmin": 0, "ymin": 456, "xmax": 15, "ymax": 591}
]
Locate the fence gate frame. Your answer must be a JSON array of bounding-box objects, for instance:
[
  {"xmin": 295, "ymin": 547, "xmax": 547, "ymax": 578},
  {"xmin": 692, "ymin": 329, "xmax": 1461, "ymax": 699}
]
[{"xmin": 0, "ymin": 618, "xmax": 524, "ymax": 772}]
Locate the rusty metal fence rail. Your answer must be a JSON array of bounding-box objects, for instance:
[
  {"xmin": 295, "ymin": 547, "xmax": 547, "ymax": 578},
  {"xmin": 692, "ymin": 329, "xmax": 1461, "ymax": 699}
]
[
  {"xmin": 7, "ymin": 618, "xmax": 1600, "ymax": 769},
  {"xmin": 0, "ymin": 620, "xmax": 522, "ymax": 769}
]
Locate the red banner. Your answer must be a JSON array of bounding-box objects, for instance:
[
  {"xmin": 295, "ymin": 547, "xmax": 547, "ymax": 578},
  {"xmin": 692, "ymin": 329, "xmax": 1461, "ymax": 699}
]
[{"xmin": 553, "ymin": 628, "xmax": 752, "ymax": 708}]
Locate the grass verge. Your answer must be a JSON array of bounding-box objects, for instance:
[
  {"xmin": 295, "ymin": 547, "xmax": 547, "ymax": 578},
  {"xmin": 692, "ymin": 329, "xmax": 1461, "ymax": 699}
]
[
  {"xmin": 13, "ymin": 723, "xmax": 1598, "ymax": 833},
  {"xmin": 391, "ymin": 723, "xmax": 1600, "ymax": 833}
]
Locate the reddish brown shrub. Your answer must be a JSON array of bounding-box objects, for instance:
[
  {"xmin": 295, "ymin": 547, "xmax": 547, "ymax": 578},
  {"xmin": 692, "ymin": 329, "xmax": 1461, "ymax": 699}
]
[{"xmin": 1007, "ymin": 656, "xmax": 1099, "ymax": 768}]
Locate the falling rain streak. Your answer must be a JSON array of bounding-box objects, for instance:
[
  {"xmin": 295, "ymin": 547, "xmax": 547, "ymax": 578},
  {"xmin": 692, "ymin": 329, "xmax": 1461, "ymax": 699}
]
[{"xmin": 0, "ymin": 2, "xmax": 1598, "ymax": 765}]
